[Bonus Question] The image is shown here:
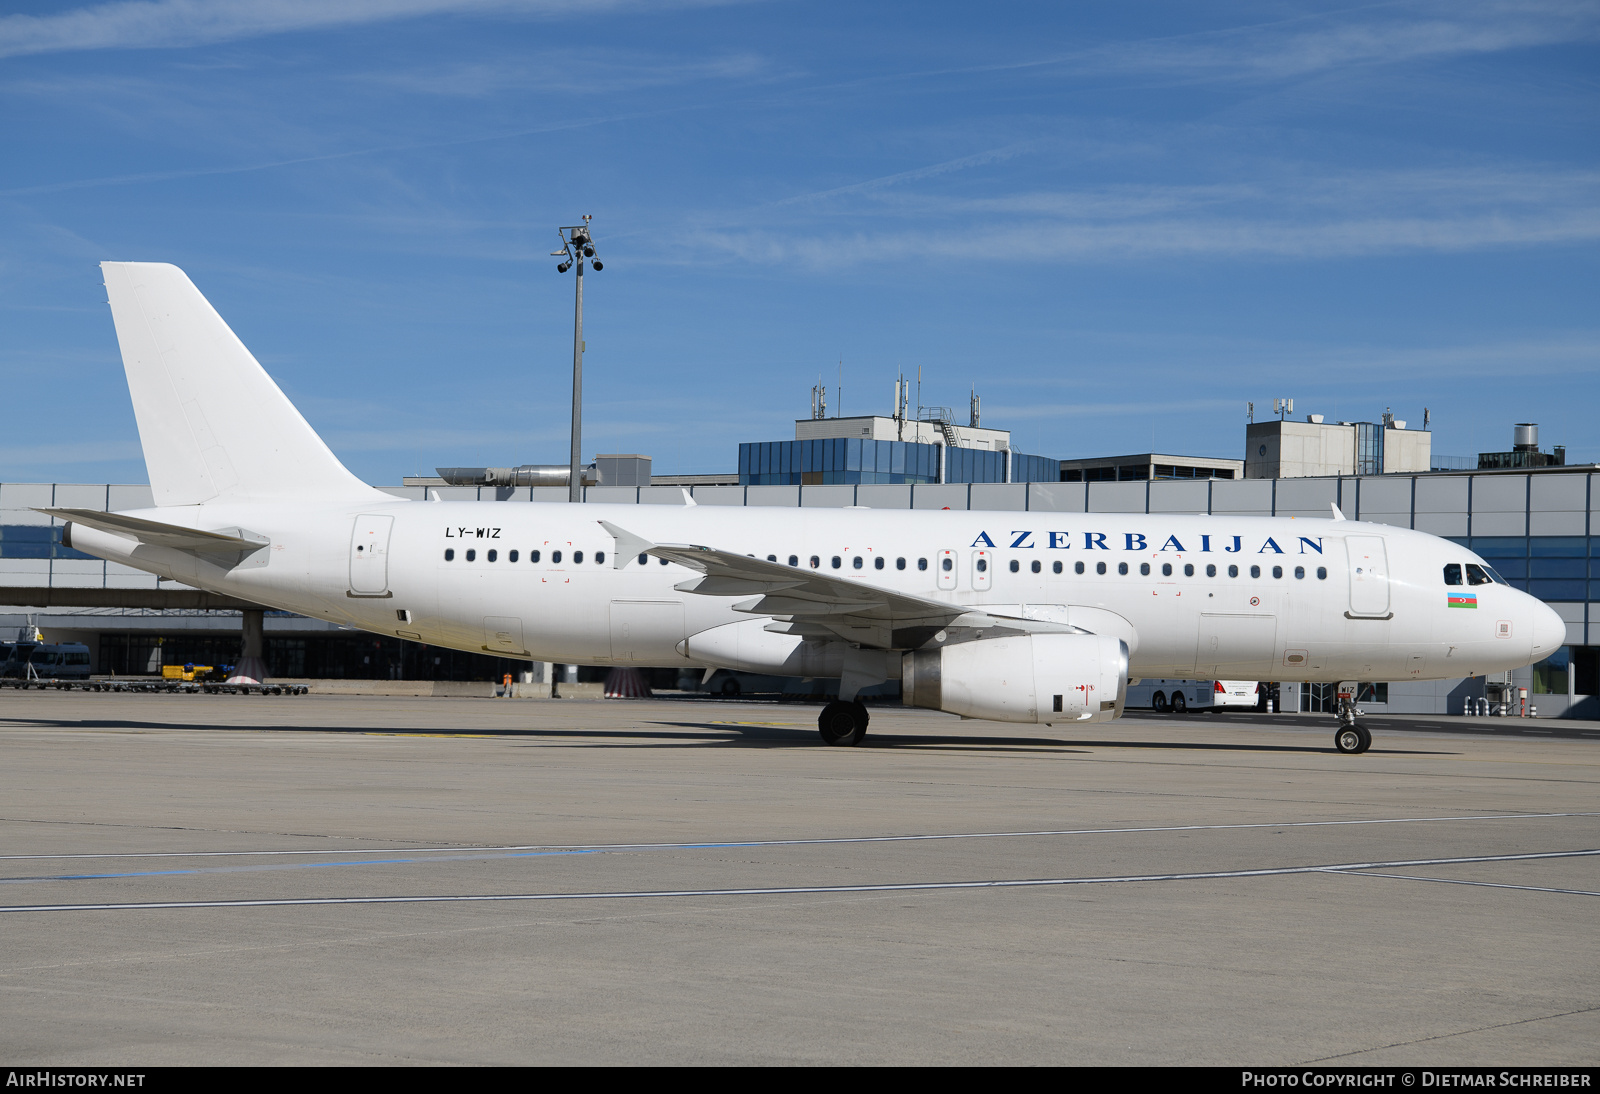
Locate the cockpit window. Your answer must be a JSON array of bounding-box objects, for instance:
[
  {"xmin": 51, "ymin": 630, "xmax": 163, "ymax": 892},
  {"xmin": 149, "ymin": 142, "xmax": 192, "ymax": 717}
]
[
  {"xmin": 1465, "ymin": 563, "xmax": 1495, "ymax": 586},
  {"xmin": 1444, "ymin": 563, "xmax": 1462, "ymax": 586}
]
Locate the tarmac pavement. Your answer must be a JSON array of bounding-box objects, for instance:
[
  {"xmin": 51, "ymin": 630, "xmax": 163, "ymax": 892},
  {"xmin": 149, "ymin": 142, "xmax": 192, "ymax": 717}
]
[{"xmin": 1, "ymin": 692, "xmax": 1596, "ymax": 1065}]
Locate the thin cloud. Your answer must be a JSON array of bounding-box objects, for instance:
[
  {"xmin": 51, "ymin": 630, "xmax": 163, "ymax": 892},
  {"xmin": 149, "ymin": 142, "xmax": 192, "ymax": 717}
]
[
  {"xmin": 350, "ymin": 51, "xmax": 773, "ymax": 98},
  {"xmin": 0, "ymin": 0, "xmax": 739, "ymax": 60},
  {"xmin": 697, "ymin": 167, "xmax": 1600, "ymax": 265},
  {"xmin": 1097, "ymin": 2, "xmax": 1600, "ymax": 83}
]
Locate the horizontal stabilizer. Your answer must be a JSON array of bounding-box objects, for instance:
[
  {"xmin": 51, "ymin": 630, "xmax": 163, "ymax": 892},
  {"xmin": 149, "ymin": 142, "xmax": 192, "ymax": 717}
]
[{"xmin": 41, "ymin": 508, "xmax": 268, "ymax": 553}]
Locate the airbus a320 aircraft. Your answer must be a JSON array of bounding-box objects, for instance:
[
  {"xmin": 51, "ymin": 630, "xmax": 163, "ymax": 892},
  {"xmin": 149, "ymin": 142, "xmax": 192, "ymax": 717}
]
[{"xmin": 53, "ymin": 263, "xmax": 1564, "ymax": 753}]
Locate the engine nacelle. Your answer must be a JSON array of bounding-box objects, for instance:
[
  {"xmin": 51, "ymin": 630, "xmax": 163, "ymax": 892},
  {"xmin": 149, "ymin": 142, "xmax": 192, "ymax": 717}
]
[{"xmin": 902, "ymin": 632, "xmax": 1129, "ymax": 724}]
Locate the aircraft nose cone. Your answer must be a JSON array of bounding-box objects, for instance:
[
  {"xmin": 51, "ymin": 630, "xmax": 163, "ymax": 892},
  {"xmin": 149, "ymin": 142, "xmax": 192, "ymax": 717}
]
[{"xmin": 1530, "ymin": 599, "xmax": 1566, "ymax": 659}]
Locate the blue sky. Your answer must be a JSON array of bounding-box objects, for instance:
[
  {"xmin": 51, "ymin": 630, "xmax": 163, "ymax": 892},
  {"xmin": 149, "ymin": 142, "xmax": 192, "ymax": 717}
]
[{"xmin": 2, "ymin": 0, "xmax": 1597, "ymax": 484}]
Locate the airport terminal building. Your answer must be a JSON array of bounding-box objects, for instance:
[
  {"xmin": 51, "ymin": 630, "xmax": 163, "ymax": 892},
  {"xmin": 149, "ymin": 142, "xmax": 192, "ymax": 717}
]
[{"xmin": 3, "ymin": 442, "xmax": 1595, "ymax": 716}]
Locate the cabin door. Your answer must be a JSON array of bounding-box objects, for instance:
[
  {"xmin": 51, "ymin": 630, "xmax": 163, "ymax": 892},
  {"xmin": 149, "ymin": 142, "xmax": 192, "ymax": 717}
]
[
  {"xmin": 1346, "ymin": 535, "xmax": 1391, "ymax": 618},
  {"xmin": 348, "ymin": 514, "xmax": 394, "ymax": 597}
]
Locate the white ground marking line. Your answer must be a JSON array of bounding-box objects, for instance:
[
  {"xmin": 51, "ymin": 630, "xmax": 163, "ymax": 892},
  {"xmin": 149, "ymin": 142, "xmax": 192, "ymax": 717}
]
[
  {"xmin": 2, "ymin": 848, "xmax": 1595, "ymax": 914},
  {"xmin": 1344, "ymin": 871, "xmax": 1600, "ymax": 898},
  {"xmin": 3, "ymin": 811, "xmax": 1595, "ymax": 862}
]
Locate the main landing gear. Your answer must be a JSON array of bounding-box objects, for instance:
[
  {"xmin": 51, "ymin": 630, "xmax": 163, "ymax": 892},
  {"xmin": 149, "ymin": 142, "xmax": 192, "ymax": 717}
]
[
  {"xmin": 819, "ymin": 700, "xmax": 869, "ymax": 746},
  {"xmin": 1333, "ymin": 689, "xmax": 1372, "ymax": 754}
]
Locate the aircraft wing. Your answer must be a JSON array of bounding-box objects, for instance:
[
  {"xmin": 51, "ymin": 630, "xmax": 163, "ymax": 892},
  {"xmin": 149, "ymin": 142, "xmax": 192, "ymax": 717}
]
[
  {"xmin": 601, "ymin": 520, "xmax": 1082, "ymax": 650},
  {"xmin": 39, "ymin": 508, "xmax": 268, "ymax": 554}
]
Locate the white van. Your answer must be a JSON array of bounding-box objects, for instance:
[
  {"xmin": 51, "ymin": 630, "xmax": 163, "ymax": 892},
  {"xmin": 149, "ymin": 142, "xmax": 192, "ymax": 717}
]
[{"xmin": 1126, "ymin": 679, "xmax": 1260, "ymax": 713}]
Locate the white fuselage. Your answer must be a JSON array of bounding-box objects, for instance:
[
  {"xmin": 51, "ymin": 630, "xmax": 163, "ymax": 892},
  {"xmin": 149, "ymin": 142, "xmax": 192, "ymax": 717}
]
[{"xmin": 69, "ymin": 500, "xmax": 1564, "ymax": 684}]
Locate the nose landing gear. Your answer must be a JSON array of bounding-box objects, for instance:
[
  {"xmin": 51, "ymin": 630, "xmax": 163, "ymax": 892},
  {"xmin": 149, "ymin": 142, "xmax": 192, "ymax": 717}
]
[
  {"xmin": 1334, "ymin": 688, "xmax": 1372, "ymax": 754},
  {"xmin": 819, "ymin": 700, "xmax": 869, "ymax": 745}
]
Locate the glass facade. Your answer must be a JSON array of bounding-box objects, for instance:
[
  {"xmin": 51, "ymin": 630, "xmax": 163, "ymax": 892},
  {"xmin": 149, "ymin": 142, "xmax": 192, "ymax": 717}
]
[
  {"xmin": 739, "ymin": 440, "xmax": 1055, "ymax": 485},
  {"xmin": 1443, "ymin": 536, "xmax": 1600, "ymax": 602},
  {"xmin": 0, "ymin": 524, "xmax": 97, "ymax": 561},
  {"xmin": 1011, "ymin": 452, "xmax": 1059, "ymax": 483},
  {"xmin": 1355, "ymin": 422, "xmax": 1384, "ymax": 476},
  {"xmin": 740, "ymin": 439, "xmax": 939, "ymax": 485}
]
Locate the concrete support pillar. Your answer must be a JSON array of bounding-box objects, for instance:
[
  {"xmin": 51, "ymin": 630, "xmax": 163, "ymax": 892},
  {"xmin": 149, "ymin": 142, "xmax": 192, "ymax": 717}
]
[{"xmin": 227, "ymin": 609, "xmax": 267, "ymax": 684}]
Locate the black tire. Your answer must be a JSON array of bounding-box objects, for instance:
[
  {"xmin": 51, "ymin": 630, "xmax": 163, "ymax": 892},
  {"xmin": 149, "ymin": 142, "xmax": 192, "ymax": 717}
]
[
  {"xmin": 1152, "ymin": 691, "xmax": 1168, "ymax": 712},
  {"xmin": 1353, "ymin": 725, "xmax": 1372, "ymax": 753},
  {"xmin": 720, "ymin": 677, "xmax": 741, "ymax": 697},
  {"xmin": 1171, "ymin": 693, "xmax": 1187, "ymax": 713},
  {"xmin": 1335, "ymin": 725, "xmax": 1366, "ymax": 754},
  {"xmin": 818, "ymin": 700, "xmax": 866, "ymax": 746}
]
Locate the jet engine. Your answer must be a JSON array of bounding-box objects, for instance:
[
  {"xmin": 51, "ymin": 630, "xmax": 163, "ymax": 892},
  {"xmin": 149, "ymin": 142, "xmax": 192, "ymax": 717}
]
[{"xmin": 902, "ymin": 633, "xmax": 1128, "ymax": 725}]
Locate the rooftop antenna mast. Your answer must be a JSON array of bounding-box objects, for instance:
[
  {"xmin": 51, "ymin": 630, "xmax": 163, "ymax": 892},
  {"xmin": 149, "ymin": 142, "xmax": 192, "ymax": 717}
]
[{"xmin": 553, "ymin": 214, "xmax": 604, "ymax": 503}]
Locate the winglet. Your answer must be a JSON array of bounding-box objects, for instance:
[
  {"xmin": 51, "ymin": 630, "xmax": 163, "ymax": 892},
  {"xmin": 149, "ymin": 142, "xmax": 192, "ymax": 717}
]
[
  {"xmin": 598, "ymin": 520, "xmax": 655, "ymax": 569},
  {"xmin": 1331, "ymin": 503, "xmax": 1347, "ymax": 521}
]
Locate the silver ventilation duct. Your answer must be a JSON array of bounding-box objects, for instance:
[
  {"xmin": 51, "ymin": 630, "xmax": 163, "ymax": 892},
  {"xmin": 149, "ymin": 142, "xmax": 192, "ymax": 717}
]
[{"xmin": 435, "ymin": 464, "xmax": 598, "ymax": 488}]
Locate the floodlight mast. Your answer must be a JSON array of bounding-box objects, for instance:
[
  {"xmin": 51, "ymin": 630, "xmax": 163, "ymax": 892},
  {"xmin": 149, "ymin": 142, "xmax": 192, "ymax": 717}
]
[{"xmin": 553, "ymin": 215, "xmax": 603, "ymax": 503}]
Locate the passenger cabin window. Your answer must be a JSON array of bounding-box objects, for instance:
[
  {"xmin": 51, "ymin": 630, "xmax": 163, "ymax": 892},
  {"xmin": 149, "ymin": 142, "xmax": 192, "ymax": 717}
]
[
  {"xmin": 595, "ymin": 551, "xmax": 605, "ymax": 564},
  {"xmin": 1117, "ymin": 562, "xmax": 1128, "ymax": 575},
  {"xmin": 767, "ymin": 555, "xmax": 777, "ymax": 562},
  {"xmin": 832, "ymin": 556, "xmax": 842, "ymax": 569},
  {"xmin": 976, "ymin": 558, "xmax": 988, "ymax": 573},
  {"xmin": 509, "ymin": 550, "xmax": 519, "ymax": 562},
  {"xmin": 852, "ymin": 556, "xmax": 863, "ymax": 569},
  {"xmin": 1183, "ymin": 564, "xmax": 1194, "ymax": 577},
  {"xmin": 941, "ymin": 558, "xmax": 953, "ymax": 572},
  {"xmin": 1317, "ymin": 567, "xmax": 1327, "ymax": 580},
  {"xmin": 1095, "ymin": 561, "xmax": 1106, "ymax": 575},
  {"xmin": 639, "ymin": 553, "xmax": 648, "ymax": 565},
  {"xmin": 1228, "ymin": 565, "xmax": 1239, "ymax": 578},
  {"xmin": 1052, "ymin": 561, "xmax": 1062, "ymax": 574},
  {"xmin": 487, "ymin": 549, "xmax": 497, "ymax": 562},
  {"xmin": 1162, "ymin": 563, "xmax": 1173, "ymax": 577},
  {"xmin": 574, "ymin": 551, "xmax": 584, "ymax": 564},
  {"xmin": 1249, "ymin": 565, "xmax": 1260, "ymax": 578},
  {"xmin": 532, "ymin": 550, "xmax": 541, "ymax": 563},
  {"xmin": 917, "ymin": 558, "xmax": 928, "ymax": 571},
  {"xmin": 896, "ymin": 558, "xmax": 906, "ymax": 570},
  {"xmin": 444, "ymin": 548, "xmax": 454, "ymax": 561},
  {"xmin": 1272, "ymin": 565, "xmax": 1283, "ymax": 579},
  {"xmin": 1444, "ymin": 563, "xmax": 1463, "ymax": 586},
  {"xmin": 1075, "ymin": 561, "xmax": 1085, "ymax": 574},
  {"xmin": 466, "ymin": 549, "xmax": 476, "ymax": 562},
  {"xmin": 1294, "ymin": 566, "xmax": 1305, "ymax": 579},
  {"xmin": 552, "ymin": 550, "xmax": 562, "ymax": 564},
  {"xmin": 874, "ymin": 557, "xmax": 885, "ymax": 570},
  {"xmin": 1465, "ymin": 564, "xmax": 1494, "ymax": 586},
  {"xmin": 1205, "ymin": 564, "xmax": 1216, "ymax": 577},
  {"xmin": 1139, "ymin": 562, "xmax": 1150, "ymax": 576},
  {"xmin": 1032, "ymin": 560, "xmax": 1041, "ymax": 574},
  {"xmin": 789, "ymin": 555, "xmax": 799, "ymax": 567},
  {"xmin": 810, "ymin": 555, "xmax": 821, "ymax": 569},
  {"xmin": 1009, "ymin": 560, "xmax": 1020, "ymax": 573}
]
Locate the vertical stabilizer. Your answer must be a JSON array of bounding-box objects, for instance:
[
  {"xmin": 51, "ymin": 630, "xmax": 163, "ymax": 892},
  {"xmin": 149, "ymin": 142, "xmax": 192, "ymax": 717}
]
[{"xmin": 101, "ymin": 261, "xmax": 383, "ymax": 507}]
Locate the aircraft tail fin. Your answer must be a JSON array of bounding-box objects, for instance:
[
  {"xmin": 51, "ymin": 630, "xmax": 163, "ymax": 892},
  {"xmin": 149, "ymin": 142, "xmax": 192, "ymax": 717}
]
[{"xmin": 100, "ymin": 261, "xmax": 384, "ymax": 507}]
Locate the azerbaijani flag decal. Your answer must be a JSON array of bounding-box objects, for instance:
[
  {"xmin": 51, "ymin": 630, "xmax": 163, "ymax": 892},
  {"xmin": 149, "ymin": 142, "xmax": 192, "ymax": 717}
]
[{"xmin": 1448, "ymin": 592, "xmax": 1478, "ymax": 609}]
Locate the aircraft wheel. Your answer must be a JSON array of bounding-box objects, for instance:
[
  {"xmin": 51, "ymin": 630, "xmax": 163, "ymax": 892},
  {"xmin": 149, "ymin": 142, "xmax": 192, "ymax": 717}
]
[
  {"xmin": 1152, "ymin": 691, "xmax": 1168, "ymax": 712},
  {"xmin": 819, "ymin": 700, "xmax": 867, "ymax": 746},
  {"xmin": 720, "ymin": 677, "xmax": 741, "ymax": 697},
  {"xmin": 1335, "ymin": 725, "xmax": 1372, "ymax": 754},
  {"xmin": 1171, "ymin": 693, "xmax": 1187, "ymax": 713}
]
